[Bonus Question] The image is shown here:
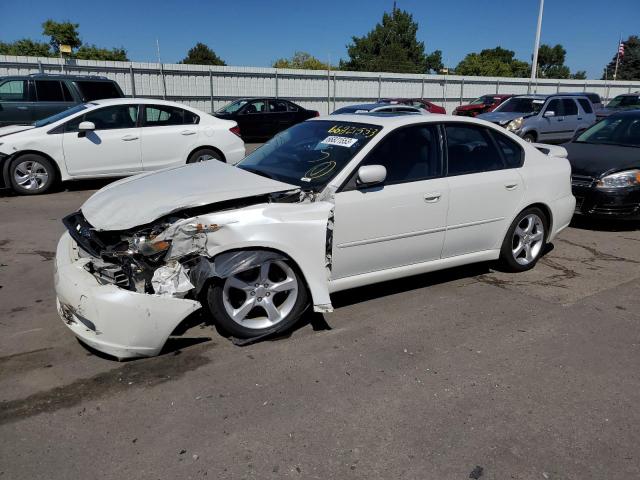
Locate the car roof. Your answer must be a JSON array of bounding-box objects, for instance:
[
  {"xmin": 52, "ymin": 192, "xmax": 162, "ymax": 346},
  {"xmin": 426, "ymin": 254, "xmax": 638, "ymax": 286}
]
[
  {"xmin": 511, "ymin": 93, "xmax": 589, "ymax": 100},
  {"xmin": 89, "ymin": 98, "xmax": 199, "ymax": 108},
  {"xmin": 313, "ymin": 113, "xmax": 491, "ymax": 128},
  {"xmin": 0, "ymin": 73, "xmax": 113, "ymax": 81}
]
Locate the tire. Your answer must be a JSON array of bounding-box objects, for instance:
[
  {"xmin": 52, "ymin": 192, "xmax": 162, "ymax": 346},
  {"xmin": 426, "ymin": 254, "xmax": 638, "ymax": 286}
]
[
  {"xmin": 207, "ymin": 256, "xmax": 309, "ymax": 338},
  {"xmin": 497, "ymin": 207, "xmax": 548, "ymax": 272},
  {"xmin": 187, "ymin": 148, "xmax": 223, "ymax": 164},
  {"xmin": 8, "ymin": 153, "xmax": 57, "ymax": 195},
  {"xmin": 522, "ymin": 132, "xmax": 536, "ymax": 143}
]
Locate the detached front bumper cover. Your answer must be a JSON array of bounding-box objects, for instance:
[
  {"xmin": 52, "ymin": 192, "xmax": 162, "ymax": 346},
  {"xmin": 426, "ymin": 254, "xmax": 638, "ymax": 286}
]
[{"xmin": 55, "ymin": 232, "xmax": 201, "ymax": 359}]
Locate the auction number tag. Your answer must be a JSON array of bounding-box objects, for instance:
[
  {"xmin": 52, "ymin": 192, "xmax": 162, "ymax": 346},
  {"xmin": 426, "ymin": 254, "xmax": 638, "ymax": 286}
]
[{"xmin": 320, "ymin": 136, "xmax": 358, "ymax": 148}]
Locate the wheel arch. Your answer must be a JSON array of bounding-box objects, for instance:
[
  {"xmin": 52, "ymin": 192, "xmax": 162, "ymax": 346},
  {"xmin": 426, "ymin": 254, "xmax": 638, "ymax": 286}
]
[
  {"xmin": 4, "ymin": 150, "xmax": 64, "ymax": 187},
  {"xmin": 520, "ymin": 202, "xmax": 553, "ymax": 240},
  {"xmin": 187, "ymin": 145, "xmax": 226, "ymax": 163}
]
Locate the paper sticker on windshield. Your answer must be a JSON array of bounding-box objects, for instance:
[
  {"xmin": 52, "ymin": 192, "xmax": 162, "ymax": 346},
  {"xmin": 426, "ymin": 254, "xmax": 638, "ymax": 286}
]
[{"xmin": 320, "ymin": 136, "xmax": 359, "ymax": 148}]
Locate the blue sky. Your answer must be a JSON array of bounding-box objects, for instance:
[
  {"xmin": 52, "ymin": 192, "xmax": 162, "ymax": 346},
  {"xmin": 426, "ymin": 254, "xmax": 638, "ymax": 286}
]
[{"xmin": 1, "ymin": 0, "xmax": 638, "ymax": 78}]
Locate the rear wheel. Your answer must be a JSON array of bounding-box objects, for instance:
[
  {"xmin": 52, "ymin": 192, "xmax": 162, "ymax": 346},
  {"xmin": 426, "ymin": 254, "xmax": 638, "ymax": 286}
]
[
  {"xmin": 187, "ymin": 148, "xmax": 223, "ymax": 164},
  {"xmin": 207, "ymin": 257, "xmax": 309, "ymax": 338},
  {"xmin": 498, "ymin": 207, "xmax": 547, "ymax": 272},
  {"xmin": 9, "ymin": 154, "xmax": 56, "ymax": 195}
]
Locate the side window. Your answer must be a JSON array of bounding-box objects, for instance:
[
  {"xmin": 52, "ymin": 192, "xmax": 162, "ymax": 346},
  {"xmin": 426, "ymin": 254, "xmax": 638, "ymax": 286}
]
[
  {"xmin": 445, "ymin": 124, "xmax": 504, "ymax": 176},
  {"xmin": 287, "ymin": 102, "xmax": 299, "ymax": 112},
  {"xmin": 0, "ymin": 80, "xmax": 27, "ymax": 101},
  {"xmin": 183, "ymin": 109, "xmax": 200, "ymax": 124},
  {"xmin": 35, "ymin": 80, "xmax": 65, "ymax": 102},
  {"xmin": 490, "ymin": 131, "xmax": 524, "ymax": 169},
  {"xmin": 243, "ymin": 100, "xmax": 266, "ymax": 114},
  {"xmin": 60, "ymin": 82, "xmax": 73, "ymax": 102},
  {"xmin": 75, "ymin": 81, "xmax": 121, "ymax": 101},
  {"xmin": 562, "ymin": 99, "xmax": 578, "ymax": 116},
  {"xmin": 269, "ymin": 100, "xmax": 289, "ymax": 113},
  {"xmin": 577, "ymin": 98, "xmax": 593, "ymax": 114},
  {"xmin": 66, "ymin": 105, "xmax": 138, "ymax": 131},
  {"xmin": 143, "ymin": 105, "xmax": 186, "ymax": 126},
  {"xmin": 359, "ymin": 125, "xmax": 441, "ymax": 185},
  {"xmin": 545, "ymin": 99, "xmax": 564, "ymax": 116}
]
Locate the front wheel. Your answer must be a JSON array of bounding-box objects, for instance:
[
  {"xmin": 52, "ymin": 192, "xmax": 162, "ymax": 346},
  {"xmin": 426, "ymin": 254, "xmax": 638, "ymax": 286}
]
[
  {"xmin": 522, "ymin": 132, "xmax": 536, "ymax": 143},
  {"xmin": 498, "ymin": 207, "xmax": 548, "ymax": 272},
  {"xmin": 9, "ymin": 154, "xmax": 57, "ymax": 195},
  {"xmin": 207, "ymin": 258, "xmax": 309, "ymax": 338}
]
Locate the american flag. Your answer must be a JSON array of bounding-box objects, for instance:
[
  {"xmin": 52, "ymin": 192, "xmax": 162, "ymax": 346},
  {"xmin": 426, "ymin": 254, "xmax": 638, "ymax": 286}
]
[{"xmin": 618, "ymin": 42, "xmax": 625, "ymax": 57}]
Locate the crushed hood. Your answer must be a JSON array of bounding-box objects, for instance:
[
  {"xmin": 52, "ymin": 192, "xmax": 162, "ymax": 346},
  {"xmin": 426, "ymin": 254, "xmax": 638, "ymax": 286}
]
[
  {"xmin": 81, "ymin": 161, "xmax": 298, "ymax": 231},
  {"xmin": 0, "ymin": 124, "xmax": 35, "ymax": 138},
  {"xmin": 477, "ymin": 111, "xmax": 529, "ymax": 125}
]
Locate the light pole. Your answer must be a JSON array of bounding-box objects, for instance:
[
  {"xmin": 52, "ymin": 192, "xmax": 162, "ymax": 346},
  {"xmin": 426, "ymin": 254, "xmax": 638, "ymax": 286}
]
[{"xmin": 530, "ymin": 0, "xmax": 545, "ymax": 83}]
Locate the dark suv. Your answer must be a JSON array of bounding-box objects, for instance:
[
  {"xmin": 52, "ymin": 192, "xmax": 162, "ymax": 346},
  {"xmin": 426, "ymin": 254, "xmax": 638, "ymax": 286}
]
[{"xmin": 0, "ymin": 74, "xmax": 124, "ymax": 126}]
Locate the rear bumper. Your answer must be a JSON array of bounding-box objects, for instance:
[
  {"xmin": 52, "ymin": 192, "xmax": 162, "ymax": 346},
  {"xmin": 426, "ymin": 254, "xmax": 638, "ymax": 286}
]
[
  {"xmin": 54, "ymin": 232, "xmax": 201, "ymax": 359},
  {"xmin": 226, "ymin": 144, "xmax": 246, "ymax": 165},
  {"xmin": 572, "ymin": 185, "xmax": 640, "ymax": 219},
  {"xmin": 548, "ymin": 194, "xmax": 576, "ymax": 240}
]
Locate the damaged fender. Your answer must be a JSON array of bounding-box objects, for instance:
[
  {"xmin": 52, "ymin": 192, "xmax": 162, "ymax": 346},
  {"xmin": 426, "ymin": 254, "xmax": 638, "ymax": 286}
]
[{"xmin": 156, "ymin": 200, "xmax": 335, "ymax": 312}]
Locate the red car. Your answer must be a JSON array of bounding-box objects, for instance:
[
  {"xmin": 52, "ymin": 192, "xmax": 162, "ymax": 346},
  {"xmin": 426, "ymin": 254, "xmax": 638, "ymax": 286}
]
[
  {"xmin": 453, "ymin": 94, "xmax": 512, "ymax": 117},
  {"xmin": 381, "ymin": 98, "xmax": 446, "ymax": 114}
]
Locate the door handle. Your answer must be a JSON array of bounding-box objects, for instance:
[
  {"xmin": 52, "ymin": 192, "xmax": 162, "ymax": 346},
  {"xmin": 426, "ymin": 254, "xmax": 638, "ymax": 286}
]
[
  {"xmin": 180, "ymin": 130, "xmax": 196, "ymax": 136},
  {"xmin": 424, "ymin": 193, "xmax": 441, "ymax": 203},
  {"xmin": 577, "ymin": 117, "xmax": 583, "ymax": 120},
  {"xmin": 121, "ymin": 135, "xmax": 139, "ymax": 141},
  {"xmin": 17, "ymin": 106, "xmax": 28, "ymax": 110},
  {"xmin": 505, "ymin": 184, "xmax": 519, "ymax": 191}
]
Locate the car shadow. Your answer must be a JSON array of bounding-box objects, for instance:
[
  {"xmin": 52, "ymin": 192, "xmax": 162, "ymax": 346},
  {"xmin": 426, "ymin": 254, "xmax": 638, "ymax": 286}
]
[{"xmin": 570, "ymin": 216, "xmax": 640, "ymax": 232}]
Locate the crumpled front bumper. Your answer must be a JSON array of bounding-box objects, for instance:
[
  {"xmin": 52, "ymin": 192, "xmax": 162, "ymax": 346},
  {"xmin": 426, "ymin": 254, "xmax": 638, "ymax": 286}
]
[{"xmin": 54, "ymin": 232, "xmax": 201, "ymax": 359}]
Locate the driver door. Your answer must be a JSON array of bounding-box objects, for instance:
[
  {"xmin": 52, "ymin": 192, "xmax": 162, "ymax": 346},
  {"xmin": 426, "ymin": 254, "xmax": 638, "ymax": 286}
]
[
  {"xmin": 238, "ymin": 99, "xmax": 268, "ymax": 139},
  {"xmin": 62, "ymin": 104, "xmax": 142, "ymax": 176},
  {"xmin": 331, "ymin": 124, "xmax": 449, "ymax": 279}
]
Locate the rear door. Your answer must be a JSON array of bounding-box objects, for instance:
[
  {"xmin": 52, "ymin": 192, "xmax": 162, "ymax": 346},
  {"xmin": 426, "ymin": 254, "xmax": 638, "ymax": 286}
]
[
  {"xmin": 559, "ymin": 98, "xmax": 580, "ymax": 141},
  {"xmin": 61, "ymin": 104, "xmax": 142, "ymax": 176},
  {"xmin": 442, "ymin": 123, "xmax": 524, "ymax": 257},
  {"xmin": 34, "ymin": 80, "xmax": 75, "ymax": 121},
  {"xmin": 268, "ymin": 99, "xmax": 296, "ymax": 136},
  {"xmin": 0, "ymin": 79, "xmax": 33, "ymax": 126},
  {"xmin": 575, "ymin": 98, "xmax": 596, "ymax": 133},
  {"xmin": 139, "ymin": 104, "xmax": 201, "ymax": 170}
]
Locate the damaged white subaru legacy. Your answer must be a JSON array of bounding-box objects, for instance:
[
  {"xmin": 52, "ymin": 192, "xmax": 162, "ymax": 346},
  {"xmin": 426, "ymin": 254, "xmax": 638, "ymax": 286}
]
[{"xmin": 55, "ymin": 114, "xmax": 575, "ymax": 359}]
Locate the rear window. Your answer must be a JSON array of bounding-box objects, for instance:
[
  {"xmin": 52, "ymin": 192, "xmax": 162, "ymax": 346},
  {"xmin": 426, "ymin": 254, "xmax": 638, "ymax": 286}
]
[
  {"xmin": 0, "ymin": 80, "xmax": 27, "ymax": 101},
  {"xmin": 35, "ymin": 80, "xmax": 66, "ymax": 102},
  {"xmin": 75, "ymin": 81, "xmax": 122, "ymax": 101},
  {"xmin": 586, "ymin": 93, "xmax": 601, "ymax": 104}
]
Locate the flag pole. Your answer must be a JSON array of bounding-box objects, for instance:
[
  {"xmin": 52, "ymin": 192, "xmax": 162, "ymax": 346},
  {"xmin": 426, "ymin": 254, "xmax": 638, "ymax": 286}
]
[{"xmin": 613, "ymin": 35, "xmax": 622, "ymax": 81}]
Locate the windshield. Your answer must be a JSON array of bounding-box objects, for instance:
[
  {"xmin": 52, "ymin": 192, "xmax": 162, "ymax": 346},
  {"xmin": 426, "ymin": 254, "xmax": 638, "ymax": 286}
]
[
  {"xmin": 216, "ymin": 100, "xmax": 248, "ymax": 114},
  {"xmin": 607, "ymin": 95, "xmax": 640, "ymax": 109},
  {"xmin": 575, "ymin": 115, "xmax": 640, "ymax": 147},
  {"xmin": 33, "ymin": 104, "xmax": 88, "ymax": 128},
  {"xmin": 496, "ymin": 97, "xmax": 544, "ymax": 114},
  {"xmin": 470, "ymin": 96, "xmax": 493, "ymax": 106},
  {"xmin": 238, "ymin": 120, "xmax": 382, "ymax": 191}
]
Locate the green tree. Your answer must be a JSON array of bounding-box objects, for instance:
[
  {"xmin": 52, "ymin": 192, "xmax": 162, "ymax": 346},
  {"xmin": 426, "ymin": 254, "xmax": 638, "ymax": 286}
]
[
  {"xmin": 536, "ymin": 44, "xmax": 570, "ymax": 78},
  {"xmin": 180, "ymin": 42, "xmax": 226, "ymax": 66},
  {"xmin": 455, "ymin": 47, "xmax": 529, "ymax": 77},
  {"xmin": 42, "ymin": 19, "xmax": 81, "ymax": 53},
  {"xmin": 340, "ymin": 8, "xmax": 442, "ymax": 74},
  {"xmin": 273, "ymin": 51, "xmax": 331, "ymax": 70},
  {"xmin": 570, "ymin": 70, "xmax": 587, "ymax": 80},
  {"xmin": 76, "ymin": 45, "xmax": 128, "ymax": 61},
  {"xmin": 0, "ymin": 39, "xmax": 51, "ymax": 56},
  {"xmin": 603, "ymin": 35, "xmax": 640, "ymax": 80}
]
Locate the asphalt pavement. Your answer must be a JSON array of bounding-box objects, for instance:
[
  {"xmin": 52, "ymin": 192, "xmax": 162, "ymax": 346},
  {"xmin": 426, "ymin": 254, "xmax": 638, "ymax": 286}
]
[{"xmin": 1, "ymin": 159, "xmax": 639, "ymax": 479}]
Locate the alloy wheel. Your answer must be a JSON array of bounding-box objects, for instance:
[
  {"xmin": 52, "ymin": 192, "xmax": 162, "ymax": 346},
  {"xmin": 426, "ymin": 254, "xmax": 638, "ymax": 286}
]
[
  {"xmin": 511, "ymin": 214, "xmax": 545, "ymax": 266},
  {"xmin": 13, "ymin": 160, "xmax": 49, "ymax": 191}
]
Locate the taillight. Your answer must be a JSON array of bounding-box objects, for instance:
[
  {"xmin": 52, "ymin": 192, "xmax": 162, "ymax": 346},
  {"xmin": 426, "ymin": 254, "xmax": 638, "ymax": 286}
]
[
  {"xmin": 230, "ymin": 125, "xmax": 241, "ymax": 137},
  {"xmin": 313, "ymin": 111, "xmax": 320, "ymax": 117}
]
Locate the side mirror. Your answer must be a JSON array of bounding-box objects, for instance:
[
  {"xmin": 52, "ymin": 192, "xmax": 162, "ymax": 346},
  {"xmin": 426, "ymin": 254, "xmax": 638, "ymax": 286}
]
[
  {"xmin": 543, "ymin": 110, "xmax": 555, "ymax": 118},
  {"xmin": 356, "ymin": 165, "xmax": 387, "ymax": 187},
  {"xmin": 78, "ymin": 121, "xmax": 95, "ymax": 131}
]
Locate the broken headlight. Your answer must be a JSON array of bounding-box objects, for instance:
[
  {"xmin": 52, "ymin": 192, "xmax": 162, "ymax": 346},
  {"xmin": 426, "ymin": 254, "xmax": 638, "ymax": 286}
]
[{"xmin": 128, "ymin": 235, "xmax": 171, "ymax": 256}]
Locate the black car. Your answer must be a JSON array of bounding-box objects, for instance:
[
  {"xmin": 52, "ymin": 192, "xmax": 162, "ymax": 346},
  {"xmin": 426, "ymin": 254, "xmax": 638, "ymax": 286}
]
[
  {"xmin": 0, "ymin": 73, "xmax": 124, "ymax": 126},
  {"xmin": 214, "ymin": 98, "xmax": 318, "ymax": 141},
  {"xmin": 565, "ymin": 110, "xmax": 640, "ymax": 219}
]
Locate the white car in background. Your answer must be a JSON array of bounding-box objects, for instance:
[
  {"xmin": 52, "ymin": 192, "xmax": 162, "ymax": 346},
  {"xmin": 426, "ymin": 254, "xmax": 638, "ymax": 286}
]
[
  {"xmin": 0, "ymin": 98, "xmax": 245, "ymax": 195},
  {"xmin": 55, "ymin": 113, "xmax": 575, "ymax": 359}
]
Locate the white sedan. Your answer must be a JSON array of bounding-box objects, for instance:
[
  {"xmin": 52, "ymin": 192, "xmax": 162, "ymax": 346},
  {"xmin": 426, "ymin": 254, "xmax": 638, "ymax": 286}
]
[
  {"xmin": 55, "ymin": 113, "xmax": 575, "ymax": 359},
  {"xmin": 0, "ymin": 98, "xmax": 245, "ymax": 194}
]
